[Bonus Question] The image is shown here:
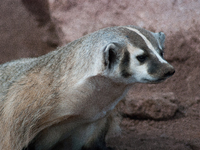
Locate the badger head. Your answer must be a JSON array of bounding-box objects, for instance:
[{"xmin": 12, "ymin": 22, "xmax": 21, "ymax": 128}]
[{"xmin": 103, "ymin": 26, "xmax": 175, "ymax": 84}]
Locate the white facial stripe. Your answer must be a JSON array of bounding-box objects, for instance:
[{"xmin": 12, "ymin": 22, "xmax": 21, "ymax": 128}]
[{"xmin": 125, "ymin": 27, "xmax": 167, "ymax": 63}]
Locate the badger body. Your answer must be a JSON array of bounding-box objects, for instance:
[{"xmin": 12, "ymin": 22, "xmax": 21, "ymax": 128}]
[{"xmin": 0, "ymin": 26, "xmax": 175, "ymax": 150}]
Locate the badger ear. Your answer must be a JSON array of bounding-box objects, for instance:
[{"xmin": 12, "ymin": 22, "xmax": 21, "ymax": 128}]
[
  {"xmin": 153, "ymin": 32, "xmax": 165, "ymax": 49},
  {"xmin": 103, "ymin": 43, "xmax": 119, "ymax": 69},
  {"xmin": 158, "ymin": 32, "xmax": 165, "ymax": 49}
]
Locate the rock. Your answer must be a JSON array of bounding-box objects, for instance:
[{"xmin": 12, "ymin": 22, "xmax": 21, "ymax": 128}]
[
  {"xmin": 0, "ymin": 0, "xmax": 56, "ymax": 64},
  {"xmin": 20, "ymin": 0, "xmax": 200, "ymax": 47},
  {"xmin": 119, "ymin": 92, "xmax": 178, "ymax": 120},
  {"xmin": 22, "ymin": 0, "xmax": 60, "ymax": 47},
  {"xmin": 46, "ymin": 0, "xmax": 200, "ymax": 45}
]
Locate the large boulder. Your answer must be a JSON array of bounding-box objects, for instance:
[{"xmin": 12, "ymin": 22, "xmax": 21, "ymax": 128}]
[{"xmin": 119, "ymin": 92, "xmax": 178, "ymax": 120}]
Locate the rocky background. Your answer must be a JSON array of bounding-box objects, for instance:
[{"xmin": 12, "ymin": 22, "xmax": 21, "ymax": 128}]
[{"xmin": 0, "ymin": 0, "xmax": 200, "ymax": 149}]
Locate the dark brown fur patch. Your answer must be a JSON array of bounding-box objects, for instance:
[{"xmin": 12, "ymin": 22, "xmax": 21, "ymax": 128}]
[{"xmin": 120, "ymin": 50, "xmax": 131, "ymax": 78}]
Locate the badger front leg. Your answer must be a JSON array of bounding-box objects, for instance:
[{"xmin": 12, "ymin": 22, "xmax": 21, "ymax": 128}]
[
  {"xmin": 47, "ymin": 115, "xmax": 114, "ymax": 150},
  {"xmin": 81, "ymin": 125, "xmax": 108, "ymax": 150},
  {"xmin": 81, "ymin": 115, "xmax": 114, "ymax": 150}
]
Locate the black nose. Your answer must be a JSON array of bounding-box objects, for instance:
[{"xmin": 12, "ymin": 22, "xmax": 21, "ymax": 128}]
[{"xmin": 163, "ymin": 68, "xmax": 175, "ymax": 77}]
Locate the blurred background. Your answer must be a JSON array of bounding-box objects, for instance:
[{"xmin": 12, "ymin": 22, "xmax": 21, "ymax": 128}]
[{"xmin": 0, "ymin": 0, "xmax": 200, "ymax": 149}]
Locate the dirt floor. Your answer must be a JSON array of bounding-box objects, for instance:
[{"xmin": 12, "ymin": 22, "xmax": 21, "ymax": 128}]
[
  {"xmin": 0, "ymin": 0, "xmax": 200, "ymax": 150},
  {"xmin": 107, "ymin": 84, "xmax": 200, "ymax": 150}
]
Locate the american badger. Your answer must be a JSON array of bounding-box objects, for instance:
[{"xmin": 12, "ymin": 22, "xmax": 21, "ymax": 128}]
[{"xmin": 0, "ymin": 25, "xmax": 175, "ymax": 150}]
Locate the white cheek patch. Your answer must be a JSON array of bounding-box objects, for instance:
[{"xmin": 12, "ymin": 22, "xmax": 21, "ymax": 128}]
[
  {"xmin": 130, "ymin": 48, "xmax": 143, "ymax": 65},
  {"xmin": 128, "ymin": 53, "xmax": 154, "ymax": 82},
  {"xmin": 130, "ymin": 62, "xmax": 155, "ymax": 82},
  {"xmin": 125, "ymin": 27, "xmax": 167, "ymax": 64}
]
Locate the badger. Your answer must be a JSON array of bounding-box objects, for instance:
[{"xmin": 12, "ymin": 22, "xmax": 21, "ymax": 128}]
[{"xmin": 0, "ymin": 25, "xmax": 175, "ymax": 150}]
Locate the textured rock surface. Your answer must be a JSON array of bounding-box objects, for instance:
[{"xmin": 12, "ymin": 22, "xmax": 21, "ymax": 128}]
[
  {"xmin": 120, "ymin": 92, "xmax": 178, "ymax": 120},
  {"xmin": 46, "ymin": 0, "xmax": 200, "ymax": 45},
  {"xmin": 0, "ymin": 0, "xmax": 58, "ymax": 64}
]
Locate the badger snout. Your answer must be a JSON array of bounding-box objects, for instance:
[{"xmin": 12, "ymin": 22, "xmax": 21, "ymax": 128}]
[
  {"xmin": 147, "ymin": 61, "xmax": 175, "ymax": 82},
  {"xmin": 155, "ymin": 63, "xmax": 175, "ymax": 82},
  {"xmin": 162, "ymin": 64, "xmax": 175, "ymax": 78}
]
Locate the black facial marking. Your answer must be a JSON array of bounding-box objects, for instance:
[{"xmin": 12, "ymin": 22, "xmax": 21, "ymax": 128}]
[
  {"xmin": 147, "ymin": 56, "xmax": 162, "ymax": 75},
  {"xmin": 121, "ymin": 70, "xmax": 132, "ymax": 78},
  {"xmin": 121, "ymin": 51, "xmax": 130, "ymax": 66},
  {"xmin": 120, "ymin": 50, "xmax": 132, "ymax": 78}
]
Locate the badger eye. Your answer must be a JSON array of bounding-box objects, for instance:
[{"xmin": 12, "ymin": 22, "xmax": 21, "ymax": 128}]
[{"xmin": 136, "ymin": 55, "xmax": 147, "ymax": 63}]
